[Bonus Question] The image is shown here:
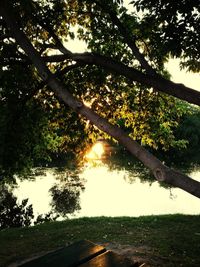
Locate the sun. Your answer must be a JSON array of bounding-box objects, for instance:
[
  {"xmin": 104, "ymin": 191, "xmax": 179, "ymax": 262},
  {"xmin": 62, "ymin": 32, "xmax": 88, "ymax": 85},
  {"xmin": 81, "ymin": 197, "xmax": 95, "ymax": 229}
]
[{"xmin": 85, "ymin": 142, "xmax": 105, "ymax": 160}]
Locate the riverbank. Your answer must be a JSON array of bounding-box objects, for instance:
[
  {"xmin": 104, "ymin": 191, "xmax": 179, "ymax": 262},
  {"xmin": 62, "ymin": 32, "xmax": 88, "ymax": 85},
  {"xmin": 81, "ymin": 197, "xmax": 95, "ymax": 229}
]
[{"xmin": 1, "ymin": 214, "xmax": 200, "ymax": 266}]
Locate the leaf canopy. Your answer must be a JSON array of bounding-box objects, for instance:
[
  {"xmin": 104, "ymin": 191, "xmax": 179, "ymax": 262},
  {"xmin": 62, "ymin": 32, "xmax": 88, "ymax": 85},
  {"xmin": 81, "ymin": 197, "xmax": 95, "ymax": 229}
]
[{"xmin": 0, "ymin": 0, "xmax": 199, "ymax": 181}]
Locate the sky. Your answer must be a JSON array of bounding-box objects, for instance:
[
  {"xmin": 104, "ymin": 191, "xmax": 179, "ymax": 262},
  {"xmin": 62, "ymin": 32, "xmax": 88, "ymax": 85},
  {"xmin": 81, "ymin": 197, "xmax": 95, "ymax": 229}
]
[{"xmin": 166, "ymin": 59, "xmax": 200, "ymax": 91}]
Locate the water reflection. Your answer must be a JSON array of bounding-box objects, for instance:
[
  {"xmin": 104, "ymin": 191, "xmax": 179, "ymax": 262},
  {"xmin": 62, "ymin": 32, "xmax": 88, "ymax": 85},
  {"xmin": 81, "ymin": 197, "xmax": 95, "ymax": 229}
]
[
  {"xmin": 11, "ymin": 169, "xmax": 85, "ymax": 220},
  {"xmin": 75, "ymin": 165, "xmax": 200, "ymax": 217},
  {"xmin": 103, "ymin": 148, "xmax": 155, "ymax": 184},
  {"xmin": 11, "ymin": 163, "xmax": 200, "ymax": 221},
  {"xmin": 2, "ymin": 143, "xmax": 200, "ymax": 226},
  {"xmin": 49, "ymin": 171, "xmax": 85, "ymax": 216}
]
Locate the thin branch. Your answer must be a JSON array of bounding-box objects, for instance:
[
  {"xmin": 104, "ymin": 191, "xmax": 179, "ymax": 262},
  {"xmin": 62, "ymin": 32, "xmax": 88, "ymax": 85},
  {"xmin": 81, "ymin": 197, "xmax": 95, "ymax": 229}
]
[
  {"xmin": 94, "ymin": 0, "xmax": 156, "ymax": 75},
  {"xmin": 38, "ymin": 43, "xmax": 59, "ymax": 55},
  {"xmin": 7, "ymin": 0, "xmax": 198, "ymax": 106},
  {"xmin": 57, "ymin": 62, "xmax": 86, "ymax": 76},
  {"xmin": 31, "ymin": 1, "xmax": 72, "ymax": 56}
]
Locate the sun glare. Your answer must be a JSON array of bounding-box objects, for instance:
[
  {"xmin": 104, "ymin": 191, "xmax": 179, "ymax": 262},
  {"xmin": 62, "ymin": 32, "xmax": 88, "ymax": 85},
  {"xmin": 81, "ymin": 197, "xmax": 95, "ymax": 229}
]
[{"xmin": 85, "ymin": 142, "xmax": 105, "ymax": 161}]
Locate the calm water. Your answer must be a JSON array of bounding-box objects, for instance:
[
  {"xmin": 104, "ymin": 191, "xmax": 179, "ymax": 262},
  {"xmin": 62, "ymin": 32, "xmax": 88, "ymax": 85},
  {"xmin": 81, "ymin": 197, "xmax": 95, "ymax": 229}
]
[{"xmin": 14, "ymin": 164, "xmax": 200, "ymax": 219}]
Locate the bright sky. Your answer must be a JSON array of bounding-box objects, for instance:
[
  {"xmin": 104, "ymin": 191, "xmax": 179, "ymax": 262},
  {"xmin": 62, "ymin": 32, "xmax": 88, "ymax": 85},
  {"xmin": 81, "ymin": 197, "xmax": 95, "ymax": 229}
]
[{"xmin": 166, "ymin": 58, "xmax": 200, "ymax": 91}]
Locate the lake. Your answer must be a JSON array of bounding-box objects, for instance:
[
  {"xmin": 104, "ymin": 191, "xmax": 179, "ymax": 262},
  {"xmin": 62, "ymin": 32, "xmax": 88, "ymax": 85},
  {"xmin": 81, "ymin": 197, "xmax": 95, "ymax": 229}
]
[{"xmin": 13, "ymin": 162, "xmax": 200, "ymax": 219}]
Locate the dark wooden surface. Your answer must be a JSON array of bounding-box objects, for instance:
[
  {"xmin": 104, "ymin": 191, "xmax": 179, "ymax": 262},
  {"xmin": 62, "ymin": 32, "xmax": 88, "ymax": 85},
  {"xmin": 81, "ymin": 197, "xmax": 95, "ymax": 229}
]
[
  {"xmin": 19, "ymin": 240, "xmax": 106, "ymax": 267},
  {"xmin": 80, "ymin": 250, "xmax": 136, "ymax": 267},
  {"xmin": 19, "ymin": 239, "xmax": 138, "ymax": 267}
]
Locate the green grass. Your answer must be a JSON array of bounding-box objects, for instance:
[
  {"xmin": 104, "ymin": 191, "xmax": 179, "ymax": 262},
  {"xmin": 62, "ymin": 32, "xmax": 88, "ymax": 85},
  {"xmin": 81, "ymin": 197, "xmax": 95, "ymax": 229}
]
[{"xmin": 1, "ymin": 214, "xmax": 200, "ymax": 266}]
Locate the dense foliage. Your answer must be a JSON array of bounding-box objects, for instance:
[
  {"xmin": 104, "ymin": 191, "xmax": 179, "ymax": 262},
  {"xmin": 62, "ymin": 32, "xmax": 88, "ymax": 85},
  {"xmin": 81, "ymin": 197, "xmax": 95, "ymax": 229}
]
[
  {"xmin": 0, "ymin": 59, "xmax": 87, "ymax": 179},
  {"xmin": 0, "ymin": 0, "xmax": 200, "ymax": 227},
  {"xmin": 164, "ymin": 108, "xmax": 200, "ymax": 167},
  {"xmin": 49, "ymin": 169, "xmax": 85, "ymax": 216},
  {"xmin": 0, "ymin": 0, "xmax": 199, "ymax": 185},
  {"xmin": 0, "ymin": 185, "xmax": 34, "ymax": 229},
  {"xmin": 134, "ymin": 0, "xmax": 200, "ymax": 72}
]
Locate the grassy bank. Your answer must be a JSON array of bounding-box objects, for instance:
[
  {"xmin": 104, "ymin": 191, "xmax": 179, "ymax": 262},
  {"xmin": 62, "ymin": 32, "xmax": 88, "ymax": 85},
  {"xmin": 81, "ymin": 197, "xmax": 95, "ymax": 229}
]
[{"xmin": 0, "ymin": 214, "xmax": 200, "ymax": 266}]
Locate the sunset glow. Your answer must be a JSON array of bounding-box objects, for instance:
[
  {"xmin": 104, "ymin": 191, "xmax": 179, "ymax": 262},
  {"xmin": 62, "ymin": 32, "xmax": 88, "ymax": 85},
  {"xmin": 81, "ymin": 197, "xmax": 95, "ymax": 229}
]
[{"xmin": 85, "ymin": 142, "xmax": 105, "ymax": 160}]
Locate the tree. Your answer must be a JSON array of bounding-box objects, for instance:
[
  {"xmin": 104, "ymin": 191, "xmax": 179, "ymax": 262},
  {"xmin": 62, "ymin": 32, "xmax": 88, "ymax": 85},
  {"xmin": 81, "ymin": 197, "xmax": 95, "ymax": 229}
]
[
  {"xmin": 49, "ymin": 176, "xmax": 84, "ymax": 217},
  {"xmin": 0, "ymin": 0, "xmax": 200, "ymax": 197},
  {"xmin": 134, "ymin": 0, "xmax": 200, "ymax": 72},
  {"xmin": 0, "ymin": 54, "xmax": 87, "ymax": 179},
  {"xmin": 0, "ymin": 185, "xmax": 34, "ymax": 229},
  {"xmin": 0, "ymin": 184, "xmax": 59, "ymax": 229}
]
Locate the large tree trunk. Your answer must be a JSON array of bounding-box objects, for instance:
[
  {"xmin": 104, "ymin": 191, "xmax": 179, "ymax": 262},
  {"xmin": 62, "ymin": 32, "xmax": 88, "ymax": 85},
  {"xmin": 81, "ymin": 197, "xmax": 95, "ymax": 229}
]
[{"xmin": 1, "ymin": 2, "xmax": 200, "ymax": 198}]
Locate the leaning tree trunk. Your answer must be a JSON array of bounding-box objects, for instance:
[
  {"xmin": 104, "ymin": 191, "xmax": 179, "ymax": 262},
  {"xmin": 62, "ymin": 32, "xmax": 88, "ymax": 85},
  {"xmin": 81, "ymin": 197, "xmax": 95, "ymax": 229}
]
[{"xmin": 1, "ymin": 2, "xmax": 200, "ymax": 198}]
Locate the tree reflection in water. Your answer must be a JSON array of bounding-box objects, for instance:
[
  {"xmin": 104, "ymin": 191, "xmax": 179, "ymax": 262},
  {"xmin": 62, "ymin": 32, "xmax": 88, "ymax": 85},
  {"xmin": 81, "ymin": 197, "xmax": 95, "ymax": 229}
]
[
  {"xmin": 101, "ymin": 145, "xmax": 155, "ymax": 184},
  {"xmin": 49, "ymin": 169, "xmax": 85, "ymax": 216},
  {"xmin": 1, "ymin": 142, "xmax": 200, "ymax": 228},
  {"xmin": 0, "ymin": 167, "xmax": 85, "ymax": 228},
  {"xmin": 102, "ymin": 143, "xmax": 200, "ymax": 186},
  {"xmin": 0, "ymin": 183, "xmax": 60, "ymax": 229}
]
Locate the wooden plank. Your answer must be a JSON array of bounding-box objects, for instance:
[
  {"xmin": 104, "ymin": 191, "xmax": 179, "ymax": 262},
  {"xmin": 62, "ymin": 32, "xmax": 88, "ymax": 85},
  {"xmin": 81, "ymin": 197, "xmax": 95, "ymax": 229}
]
[
  {"xmin": 80, "ymin": 251, "xmax": 137, "ymax": 267},
  {"xmin": 19, "ymin": 240, "xmax": 106, "ymax": 267}
]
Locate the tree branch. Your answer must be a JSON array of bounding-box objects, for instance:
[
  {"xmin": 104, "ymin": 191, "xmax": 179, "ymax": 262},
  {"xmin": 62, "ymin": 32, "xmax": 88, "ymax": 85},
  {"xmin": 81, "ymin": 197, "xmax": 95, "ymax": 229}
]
[
  {"xmin": 31, "ymin": 1, "xmax": 72, "ymax": 56},
  {"xmin": 11, "ymin": 0, "xmax": 199, "ymax": 106},
  {"xmin": 57, "ymin": 62, "xmax": 86, "ymax": 76},
  {"xmin": 2, "ymin": 0, "xmax": 200, "ymax": 198},
  {"xmin": 94, "ymin": 0, "xmax": 156, "ymax": 75},
  {"xmin": 43, "ymin": 53, "xmax": 200, "ymax": 106}
]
